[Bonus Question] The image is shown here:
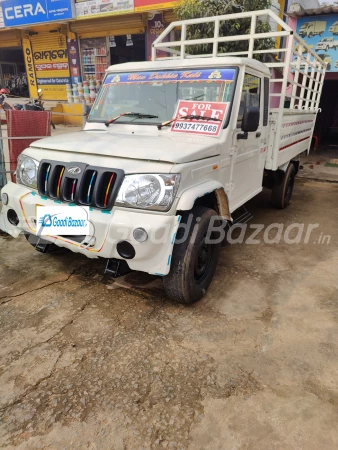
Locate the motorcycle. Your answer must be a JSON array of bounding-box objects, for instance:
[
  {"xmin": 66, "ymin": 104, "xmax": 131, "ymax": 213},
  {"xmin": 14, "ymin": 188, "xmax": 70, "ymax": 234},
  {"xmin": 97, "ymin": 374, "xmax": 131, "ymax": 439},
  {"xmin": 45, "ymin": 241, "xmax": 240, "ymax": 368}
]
[{"xmin": 24, "ymin": 89, "xmax": 55, "ymax": 129}]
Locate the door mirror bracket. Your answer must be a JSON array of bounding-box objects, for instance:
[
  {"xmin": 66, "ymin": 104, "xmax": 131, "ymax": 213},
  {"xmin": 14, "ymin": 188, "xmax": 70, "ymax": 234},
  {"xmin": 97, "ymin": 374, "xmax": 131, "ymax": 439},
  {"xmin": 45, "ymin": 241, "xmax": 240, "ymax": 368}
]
[{"xmin": 237, "ymin": 131, "xmax": 248, "ymax": 140}]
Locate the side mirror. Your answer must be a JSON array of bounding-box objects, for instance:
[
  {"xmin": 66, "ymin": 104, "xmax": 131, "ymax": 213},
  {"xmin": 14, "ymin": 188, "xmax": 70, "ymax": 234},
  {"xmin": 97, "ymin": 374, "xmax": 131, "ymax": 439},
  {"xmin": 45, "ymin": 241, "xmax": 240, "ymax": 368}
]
[{"xmin": 238, "ymin": 106, "xmax": 260, "ymax": 139}]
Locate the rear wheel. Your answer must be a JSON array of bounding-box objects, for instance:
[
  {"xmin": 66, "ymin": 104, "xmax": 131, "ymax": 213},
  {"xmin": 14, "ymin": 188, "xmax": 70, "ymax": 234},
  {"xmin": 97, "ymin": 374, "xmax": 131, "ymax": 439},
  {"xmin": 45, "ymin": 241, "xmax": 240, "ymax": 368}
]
[
  {"xmin": 163, "ymin": 206, "xmax": 222, "ymax": 305},
  {"xmin": 271, "ymin": 163, "xmax": 296, "ymax": 209}
]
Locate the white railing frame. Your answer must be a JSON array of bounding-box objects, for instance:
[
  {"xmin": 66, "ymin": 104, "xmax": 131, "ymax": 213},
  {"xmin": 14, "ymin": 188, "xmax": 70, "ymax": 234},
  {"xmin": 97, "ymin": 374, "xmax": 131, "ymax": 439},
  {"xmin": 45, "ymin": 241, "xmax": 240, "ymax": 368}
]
[{"xmin": 152, "ymin": 9, "xmax": 326, "ymax": 116}]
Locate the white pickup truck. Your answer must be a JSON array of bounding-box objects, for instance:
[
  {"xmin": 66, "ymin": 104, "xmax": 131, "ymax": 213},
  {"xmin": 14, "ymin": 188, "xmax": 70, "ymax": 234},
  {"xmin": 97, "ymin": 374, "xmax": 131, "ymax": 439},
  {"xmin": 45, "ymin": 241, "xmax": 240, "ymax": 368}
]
[
  {"xmin": 315, "ymin": 37, "xmax": 338, "ymax": 51},
  {"xmin": 0, "ymin": 10, "xmax": 325, "ymax": 304}
]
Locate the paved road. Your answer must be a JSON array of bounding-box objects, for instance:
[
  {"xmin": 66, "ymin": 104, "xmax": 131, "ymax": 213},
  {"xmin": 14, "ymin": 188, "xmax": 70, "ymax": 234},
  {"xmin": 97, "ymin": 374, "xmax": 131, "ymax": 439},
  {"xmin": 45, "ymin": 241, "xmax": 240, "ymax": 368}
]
[{"xmin": 1, "ymin": 180, "xmax": 338, "ymax": 449}]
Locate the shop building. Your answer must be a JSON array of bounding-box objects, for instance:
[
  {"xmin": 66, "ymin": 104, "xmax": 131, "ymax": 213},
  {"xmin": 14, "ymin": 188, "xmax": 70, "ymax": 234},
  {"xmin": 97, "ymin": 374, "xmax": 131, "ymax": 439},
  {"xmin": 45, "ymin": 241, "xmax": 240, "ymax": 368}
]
[
  {"xmin": 0, "ymin": 0, "xmax": 74, "ymax": 100},
  {"xmin": 70, "ymin": 0, "xmax": 178, "ymax": 83},
  {"xmin": 0, "ymin": 0, "xmax": 178, "ymax": 100},
  {"xmin": 289, "ymin": 3, "xmax": 338, "ymax": 145}
]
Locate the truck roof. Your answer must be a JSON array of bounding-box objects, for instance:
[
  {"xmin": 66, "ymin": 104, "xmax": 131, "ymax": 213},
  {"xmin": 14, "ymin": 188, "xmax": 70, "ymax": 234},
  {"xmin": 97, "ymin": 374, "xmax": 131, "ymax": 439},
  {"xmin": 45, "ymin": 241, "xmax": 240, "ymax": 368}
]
[{"xmin": 106, "ymin": 57, "xmax": 270, "ymax": 77}]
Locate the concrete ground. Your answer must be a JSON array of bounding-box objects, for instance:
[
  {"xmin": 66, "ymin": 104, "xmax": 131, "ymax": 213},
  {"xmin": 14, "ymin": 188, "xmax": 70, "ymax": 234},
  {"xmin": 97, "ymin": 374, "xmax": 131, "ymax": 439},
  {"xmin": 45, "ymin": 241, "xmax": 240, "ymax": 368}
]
[
  {"xmin": 299, "ymin": 146, "xmax": 338, "ymax": 182},
  {"xmin": 1, "ymin": 179, "xmax": 338, "ymax": 449}
]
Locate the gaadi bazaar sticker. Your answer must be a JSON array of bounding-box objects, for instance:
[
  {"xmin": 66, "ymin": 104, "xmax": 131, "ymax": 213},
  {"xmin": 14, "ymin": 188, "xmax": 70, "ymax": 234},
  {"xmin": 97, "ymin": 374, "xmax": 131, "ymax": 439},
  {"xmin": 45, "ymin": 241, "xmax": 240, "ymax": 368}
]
[{"xmin": 170, "ymin": 100, "xmax": 229, "ymax": 137}]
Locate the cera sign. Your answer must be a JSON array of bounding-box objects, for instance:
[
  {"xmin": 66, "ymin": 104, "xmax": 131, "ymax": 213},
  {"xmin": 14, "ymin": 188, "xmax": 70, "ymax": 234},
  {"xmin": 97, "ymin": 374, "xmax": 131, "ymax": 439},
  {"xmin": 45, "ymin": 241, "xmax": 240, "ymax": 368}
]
[{"xmin": 2, "ymin": 0, "xmax": 74, "ymax": 27}]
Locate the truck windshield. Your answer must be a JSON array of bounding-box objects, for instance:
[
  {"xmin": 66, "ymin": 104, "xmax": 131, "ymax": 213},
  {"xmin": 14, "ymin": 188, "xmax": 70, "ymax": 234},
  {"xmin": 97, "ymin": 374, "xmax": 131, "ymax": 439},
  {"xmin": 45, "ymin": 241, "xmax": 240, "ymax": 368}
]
[{"xmin": 88, "ymin": 68, "xmax": 237, "ymax": 125}]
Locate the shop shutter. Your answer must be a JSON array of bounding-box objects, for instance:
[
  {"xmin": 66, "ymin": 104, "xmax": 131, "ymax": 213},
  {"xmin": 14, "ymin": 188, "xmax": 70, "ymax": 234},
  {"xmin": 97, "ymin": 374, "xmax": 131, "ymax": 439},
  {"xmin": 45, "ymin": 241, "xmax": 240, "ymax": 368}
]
[
  {"xmin": 163, "ymin": 10, "xmax": 177, "ymax": 24},
  {"xmin": 70, "ymin": 13, "xmax": 146, "ymax": 38},
  {"xmin": 30, "ymin": 31, "xmax": 70, "ymax": 101},
  {"xmin": 0, "ymin": 30, "xmax": 21, "ymax": 48}
]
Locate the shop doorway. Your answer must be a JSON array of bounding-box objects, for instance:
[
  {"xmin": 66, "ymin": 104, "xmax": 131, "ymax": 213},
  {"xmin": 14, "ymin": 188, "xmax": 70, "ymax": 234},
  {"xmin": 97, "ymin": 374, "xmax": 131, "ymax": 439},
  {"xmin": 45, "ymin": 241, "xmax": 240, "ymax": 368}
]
[
  {"xmin": 315, "ymin": 79, "xmax": 338, "ymax": 147},
  {"xmin": 109, "ymin": 34, "xmax": 145, "ymax": 66},
  {"xmin": 0, "ymin": 48, "xmax": 28, "ymax": 97}
]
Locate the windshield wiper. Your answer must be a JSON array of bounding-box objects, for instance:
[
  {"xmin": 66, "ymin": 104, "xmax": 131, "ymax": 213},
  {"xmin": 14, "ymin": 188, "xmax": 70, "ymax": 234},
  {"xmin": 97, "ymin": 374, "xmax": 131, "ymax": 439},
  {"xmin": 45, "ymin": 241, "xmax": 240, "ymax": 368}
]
[
  {"xmin": 157, "ymin": 114, "xmax": 221, "ymax": 130},
  {"xmin": 105, "ymin": 112, "xmax": 158, "ymax": 127}
]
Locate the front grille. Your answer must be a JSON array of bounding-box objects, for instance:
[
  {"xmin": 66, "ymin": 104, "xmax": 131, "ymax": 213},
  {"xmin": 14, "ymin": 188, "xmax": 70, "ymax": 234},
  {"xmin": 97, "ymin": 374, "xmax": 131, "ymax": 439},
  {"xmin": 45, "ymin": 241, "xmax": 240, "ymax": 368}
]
[{"xmin": 37, "ymin": 160, "xmax": 124, "ymax": 210}]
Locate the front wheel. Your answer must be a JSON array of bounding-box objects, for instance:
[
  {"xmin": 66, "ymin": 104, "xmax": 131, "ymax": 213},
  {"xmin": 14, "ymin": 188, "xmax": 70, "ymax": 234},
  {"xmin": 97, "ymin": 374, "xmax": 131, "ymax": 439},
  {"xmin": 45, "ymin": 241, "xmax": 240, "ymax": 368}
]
[
  {"xmin": 163, "ymin": 206, "xmax": 222, "ymax": 305},
  {"xmin": 271, "ymin": 163, "xmax": 296, "ymax": 209}
]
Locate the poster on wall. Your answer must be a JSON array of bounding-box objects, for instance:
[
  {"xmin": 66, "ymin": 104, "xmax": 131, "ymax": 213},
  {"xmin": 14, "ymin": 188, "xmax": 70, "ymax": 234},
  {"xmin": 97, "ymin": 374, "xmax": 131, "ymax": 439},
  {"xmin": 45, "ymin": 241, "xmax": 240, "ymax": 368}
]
[
  {"xmin": 75, "ymin": 0, "xmax": 134, "ymax": 19},
  {"xmin": 296, "ymin": 15, "xmax": 338, "ymax": 72},
  {"xmin": 146, "ymin": 13, "xmax": 168, "ymax": 61},
  {"xmin": 67, "ymin": 38, "xmax": 82, "ymax": 85}
]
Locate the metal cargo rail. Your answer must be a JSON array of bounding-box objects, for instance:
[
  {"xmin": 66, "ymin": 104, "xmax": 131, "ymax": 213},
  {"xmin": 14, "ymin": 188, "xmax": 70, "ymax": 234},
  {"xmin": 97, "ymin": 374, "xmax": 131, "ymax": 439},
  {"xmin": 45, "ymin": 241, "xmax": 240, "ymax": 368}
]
[{"xmin": 152, "ymin": 9, "xmax": 326, "ymax": 113}]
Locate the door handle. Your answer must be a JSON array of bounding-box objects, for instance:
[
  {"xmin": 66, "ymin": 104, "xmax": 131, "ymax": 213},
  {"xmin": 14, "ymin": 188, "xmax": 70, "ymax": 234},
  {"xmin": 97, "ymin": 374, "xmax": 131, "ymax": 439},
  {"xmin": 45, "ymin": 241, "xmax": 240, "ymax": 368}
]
[{"xmin": 256, "ymin": 132, "xmax": 261, "ymax": 137}]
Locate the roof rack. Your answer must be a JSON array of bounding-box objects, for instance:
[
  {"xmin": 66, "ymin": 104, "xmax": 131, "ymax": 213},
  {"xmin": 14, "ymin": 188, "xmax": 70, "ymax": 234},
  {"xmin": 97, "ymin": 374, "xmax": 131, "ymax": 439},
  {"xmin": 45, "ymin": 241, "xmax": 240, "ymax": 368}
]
[{"xmin": 152, "ymin": 9, "xmax": 326, "ymax": 112}]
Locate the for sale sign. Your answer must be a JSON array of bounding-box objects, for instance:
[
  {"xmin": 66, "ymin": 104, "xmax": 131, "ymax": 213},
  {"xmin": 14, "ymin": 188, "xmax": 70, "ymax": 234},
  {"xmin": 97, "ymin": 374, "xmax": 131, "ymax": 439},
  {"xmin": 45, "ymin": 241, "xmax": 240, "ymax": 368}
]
[{"xmin": 170, "ymin": 100, "xmax": 229, "ymax": 137}]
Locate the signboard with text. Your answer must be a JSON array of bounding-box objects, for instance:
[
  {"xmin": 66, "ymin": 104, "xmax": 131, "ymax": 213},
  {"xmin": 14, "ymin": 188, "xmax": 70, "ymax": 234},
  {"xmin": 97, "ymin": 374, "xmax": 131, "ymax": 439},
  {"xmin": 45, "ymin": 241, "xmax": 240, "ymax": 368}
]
[
  {"xmin": 170, "ymin": 101, "xmax": 228, "ymax": 137},
  {"xmin": 0, "ymin": 4, "xmax": 5, "ymax": 28},
  {"xmin": 2, "ymin": 0, "xmax": 74, "ymax": 27},
  {"xmin": 75, "ymin": 0, "xmax": 133, "ymax": 19},
  {"xmin": 134, "ymin": 0, "xmax": 178, "ymax": 11}
]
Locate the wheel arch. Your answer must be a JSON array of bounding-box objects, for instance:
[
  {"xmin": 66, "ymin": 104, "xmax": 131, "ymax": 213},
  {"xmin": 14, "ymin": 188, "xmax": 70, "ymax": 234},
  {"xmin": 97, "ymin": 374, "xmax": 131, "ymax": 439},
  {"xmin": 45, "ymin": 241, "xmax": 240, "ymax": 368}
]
[{"xmin": 176, "ymin": 181, "xmax": 231, "ymax": 221}]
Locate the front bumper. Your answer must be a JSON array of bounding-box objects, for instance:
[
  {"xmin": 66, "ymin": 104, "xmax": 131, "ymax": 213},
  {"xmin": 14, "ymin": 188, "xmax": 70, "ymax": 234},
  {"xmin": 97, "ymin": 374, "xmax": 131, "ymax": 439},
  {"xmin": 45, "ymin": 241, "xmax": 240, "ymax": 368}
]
[{"xmin": 0, "ymin": 182, "xmax": 181, "ymax": 276}]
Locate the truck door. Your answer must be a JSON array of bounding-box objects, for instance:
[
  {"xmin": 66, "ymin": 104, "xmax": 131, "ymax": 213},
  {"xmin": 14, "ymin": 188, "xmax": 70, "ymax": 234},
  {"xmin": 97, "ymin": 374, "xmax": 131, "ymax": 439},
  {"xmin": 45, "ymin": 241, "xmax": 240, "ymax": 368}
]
[{"xmin": 228, "ymin": 71, "xmax": 269, "ymax": 210}]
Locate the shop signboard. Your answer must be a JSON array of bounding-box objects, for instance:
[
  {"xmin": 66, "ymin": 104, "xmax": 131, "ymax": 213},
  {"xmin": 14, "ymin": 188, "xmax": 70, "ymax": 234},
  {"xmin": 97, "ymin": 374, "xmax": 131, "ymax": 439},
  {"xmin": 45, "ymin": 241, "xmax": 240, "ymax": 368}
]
[
  {"xmin": 0, "ymin": 4, "xmax": 5, "ymax": 28},
  {"xmin": 134, "ymin": 0, "xmax": 178, "ymax": 12},
  {"xmin": 296, "ymin": 15, "xmax": 338, "ymax": 72},
  {"xmin": 34, "ymin": 47, "xmax": 71, "ymax": 86},
  {"xmin": 2, "ymin": 0, "xmax": 74, "ymax": 27},
  {"xmin": 75, "ymin": 0, "xmax": 133, "ymax": 19}
]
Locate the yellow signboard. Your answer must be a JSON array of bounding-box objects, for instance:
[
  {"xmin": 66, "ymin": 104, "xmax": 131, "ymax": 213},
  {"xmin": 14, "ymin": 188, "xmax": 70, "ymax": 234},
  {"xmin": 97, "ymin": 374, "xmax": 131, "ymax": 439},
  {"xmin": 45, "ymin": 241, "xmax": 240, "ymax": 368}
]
[
  {"xmin": 30, "ymin": 32, "xmax": 70, "ymax": 101},
  {"xmin": 23, "ymin": 38, "xmax": 39, "ymax": 98}
]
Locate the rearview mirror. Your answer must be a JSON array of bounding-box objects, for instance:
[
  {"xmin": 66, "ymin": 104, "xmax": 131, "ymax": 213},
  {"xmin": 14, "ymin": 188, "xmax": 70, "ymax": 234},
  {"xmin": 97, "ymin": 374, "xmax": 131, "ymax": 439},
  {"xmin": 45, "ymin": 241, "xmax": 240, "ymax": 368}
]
[{"xmin": 241, "ymin": 106, "xmax": 260, "ymax": 132}]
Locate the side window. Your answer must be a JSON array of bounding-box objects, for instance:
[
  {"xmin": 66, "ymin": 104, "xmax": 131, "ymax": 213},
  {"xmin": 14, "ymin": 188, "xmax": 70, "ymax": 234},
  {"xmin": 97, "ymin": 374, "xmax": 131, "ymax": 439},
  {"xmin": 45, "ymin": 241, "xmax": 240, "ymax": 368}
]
[{"xmin": 237, "ymin": 73, "xmax": 261, "ymax": 128}]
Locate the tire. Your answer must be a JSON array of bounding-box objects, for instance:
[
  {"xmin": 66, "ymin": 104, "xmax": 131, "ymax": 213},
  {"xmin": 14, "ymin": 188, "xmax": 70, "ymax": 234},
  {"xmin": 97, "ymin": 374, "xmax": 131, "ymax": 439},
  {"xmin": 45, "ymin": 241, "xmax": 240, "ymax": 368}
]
[
  {"xmin": 309, "ymin": 32, "xmax": 313, "ymax": 38},
  {"xmin": 271, "ymin": 163, "xmax": 296, "ymax": 209},
  {"xmin": 163, "ymin": 206, "xmax": 222, "ymax": 305},
  {"xmin": 320, "ymin": 32, "xmax": 323, "ymax": 36}
]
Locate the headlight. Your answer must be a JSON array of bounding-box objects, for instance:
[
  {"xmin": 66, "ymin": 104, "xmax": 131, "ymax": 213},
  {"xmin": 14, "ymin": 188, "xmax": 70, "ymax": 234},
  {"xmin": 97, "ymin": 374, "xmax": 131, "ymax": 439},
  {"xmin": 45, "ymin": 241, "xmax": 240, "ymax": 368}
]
[
  {"xmin": 115, "ymin": 174, "xmax": 180, "ymax": 211},
  {"xmin": 16, "ymin": 154, "xmax": 39, "ymax": 189}
]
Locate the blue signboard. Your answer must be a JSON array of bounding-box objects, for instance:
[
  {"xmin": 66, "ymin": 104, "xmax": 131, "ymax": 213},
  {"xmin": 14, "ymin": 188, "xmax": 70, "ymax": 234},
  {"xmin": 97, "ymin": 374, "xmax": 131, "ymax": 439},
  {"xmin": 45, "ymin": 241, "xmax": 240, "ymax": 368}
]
[
  {"xmin": 296, "ymin": 15, "xmax": 338, "ymax": 72},
  {"xmin": 104, "ymin": 69, "xmax": 236, "ymax": 85},
  {"xmin": 2, "ymin": 0, "xmax": 74, "ymax": 27}
]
